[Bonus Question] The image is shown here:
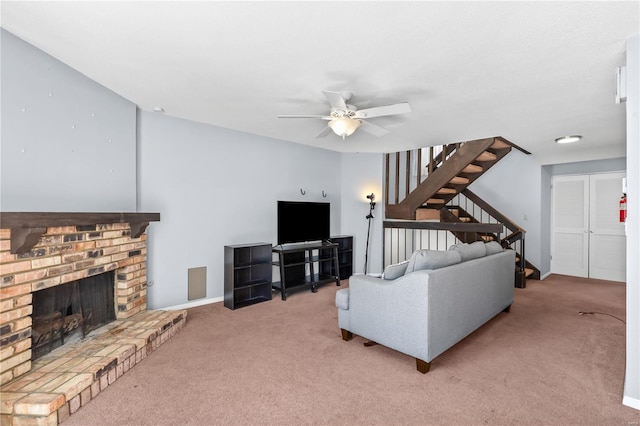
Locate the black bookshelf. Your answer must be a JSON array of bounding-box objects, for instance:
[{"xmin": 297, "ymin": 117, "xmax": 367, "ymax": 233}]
[
  {"xmin": 320, "ymin": 235, "xmax": 353, "ymax": 280},
  {"xmin": 224, "ymin": 243, "xmax": 272, "ymax": 309}
]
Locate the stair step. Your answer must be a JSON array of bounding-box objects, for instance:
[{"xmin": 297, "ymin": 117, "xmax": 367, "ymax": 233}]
[
  {"xmin": 462, "ymin": 164, "xmax": 483, "ymax": 173},
  {"xmin": 475, "ymin": 151, "xmax": 498, "ymax": 162},
  {"xmin": 427, "ymin": 198, "xmax": 446, "ymax": 204},
  {"xmin": 437, "ymin": 187, "xmax": 457, "ymax": 195},
  {"xmin": 525, "ymin": 268, "xmax": 534, "ymax": 277},
  {"xmin": 480, "ymin": 235, "xmax": 495, "ymax": 241},
  {"xmin": 449, "ymin": 176, "xmax": 470, "ymax": 185},
  {"xmin": 416, "ymin": 208, "xmax": 441, "ymax": 221},
  {"xmin": 459, "ymin": 217, "xmax": 471, "ymax": 223},
  {"xmin": 491, "ymin": 139, "xmax": 511, "ymax": 149}
]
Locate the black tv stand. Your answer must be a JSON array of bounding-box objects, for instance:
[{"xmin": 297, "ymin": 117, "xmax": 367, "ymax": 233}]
[{"xmin": 272, "ymin": 241, "xmax": 340, "ymax": 300}]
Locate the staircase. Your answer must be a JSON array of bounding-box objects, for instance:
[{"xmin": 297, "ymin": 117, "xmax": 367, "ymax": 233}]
[
  {"xmin": 386, "ymin": 137, "xmax": 515, "ymax": 220},
  {"xmin": 383, "ymin": 136, "xmax": 539, "ymax": 288}
]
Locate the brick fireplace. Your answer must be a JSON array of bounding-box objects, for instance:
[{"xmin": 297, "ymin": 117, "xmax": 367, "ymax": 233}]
[{"xmin": 0, "ymin": 213, "xmax": 187, "ymax": 425}]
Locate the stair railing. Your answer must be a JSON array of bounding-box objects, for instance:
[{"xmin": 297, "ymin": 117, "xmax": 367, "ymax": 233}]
[
  {"xmin": 383, "ymin": 220, "xmax": 503, "ymax": 266},
  {"xmin": 385, "ymin": 143, "xmax": 460, "ymax": 206},
  {"xmin": 454, "ymin": 189, "xmax": 525, "ymax": 255},
  {"xmin": 382, "ymin": 190, "xmax": 537, "ymax": 288},
  {"xmin": 446, "ymin": 189, "xmax": 535, "ymax": 284}
]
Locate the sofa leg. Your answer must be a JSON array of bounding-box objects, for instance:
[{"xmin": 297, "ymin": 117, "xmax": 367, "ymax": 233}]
[
  {"xmin": 341, "ymin": 329, "xmax": 353, "ymax": 341},
  {"xmin": 363, "ymin": 340, "xmax": 378, "ymax": 347},
  {"xmin": 416, "ymin": 359, "xmax": 431, "ymax": 374},
  {"xmin": 503, "ymin": 304, "xmax": 512, "ymax": 313}
]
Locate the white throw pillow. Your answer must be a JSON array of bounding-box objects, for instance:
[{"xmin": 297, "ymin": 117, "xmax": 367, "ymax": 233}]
[{"xmin": 382, "ymin": 260, "xmax": 410, "ymax": 280}]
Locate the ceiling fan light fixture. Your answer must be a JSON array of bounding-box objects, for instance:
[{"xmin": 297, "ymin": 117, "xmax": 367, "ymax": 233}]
[
  {"xmin": 555, "ymin": 135, "xmax": 582, "ymax": 144},
  {"xmin": 328, "ymin": 117, "xmax": 362, "ymax": 139}
]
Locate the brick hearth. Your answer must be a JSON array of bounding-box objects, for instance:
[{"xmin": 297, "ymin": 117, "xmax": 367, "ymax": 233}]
[
  {"xmin": 0, "ymin": 214, "xmax": 187, "ymax": 425},
  {"xmin": 1, "ymin": 309, "xmax": 186, "ymax": 425}
]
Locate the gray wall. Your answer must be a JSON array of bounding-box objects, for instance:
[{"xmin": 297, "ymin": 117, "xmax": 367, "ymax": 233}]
[
  {"xmin": 137, "ymin": 110, "xmax": 345, "ymax": 308},
  {"xmin": 340, "ymin": 153, "xmax": 385, "ymax": 276},
  {"xmin": 0, "ymin": 29, "xmax": 137, "ymax": 212},
  {"xmin": 136, "ymin": 112, "xmax": 390, "ymax": 309},
  {"xmin": 624, "ymin": 33, "xmax": 639, "ymax": 410}
]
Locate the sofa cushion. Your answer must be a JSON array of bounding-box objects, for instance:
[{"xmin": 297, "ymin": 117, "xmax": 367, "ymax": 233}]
[
  {"xmin": 382, "ymin": 260, "xmax": 410, "ymax": 280},
  {"xmin": 449, "ymin": 241, "xmax": 487, "ymax": 261},
  {"xmin": 404, "ymin": 249, "xmax": 462, "ymax": 274},
  {"xmin": 484, "ymin": 241, "xmax": 503, "ymax": 255},
  {"xmin": 335, "ymin": 288, "xmax": 349, "ymax": 310}
]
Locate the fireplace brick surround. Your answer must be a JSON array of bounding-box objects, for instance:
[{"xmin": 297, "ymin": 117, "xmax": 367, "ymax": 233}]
[{"xmin": 0, "ymin": 213, "xmax": 188, "ymax": 425}]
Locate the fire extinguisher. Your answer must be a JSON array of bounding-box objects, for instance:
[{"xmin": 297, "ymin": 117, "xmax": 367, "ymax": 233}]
[{"xmin": 620, "ymin": 194, "xmax": 627, "ymax": 223}]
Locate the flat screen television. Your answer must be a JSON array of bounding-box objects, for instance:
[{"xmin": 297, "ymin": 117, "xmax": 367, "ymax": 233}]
[{"xmin": 277, "ymin": 201, "xmax": 330, "ymax": 245}]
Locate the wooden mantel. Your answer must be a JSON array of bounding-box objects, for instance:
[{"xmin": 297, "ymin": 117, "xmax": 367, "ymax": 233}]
[{"xmin": 0, "ymin": 212, "xmax": 160, "ymax": 254}]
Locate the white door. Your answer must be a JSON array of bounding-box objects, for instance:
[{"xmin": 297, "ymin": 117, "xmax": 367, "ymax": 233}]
[
  {"xmin": 551, "ymin": 175, "xmax": 589, "ymax": 277},
  {"xmin": 551, "ymin": 172, "xmax": 626, "ymax": 282},
  {"xmin": 588, "ymin": 173, "xmax": 626, "ymax": 281}
]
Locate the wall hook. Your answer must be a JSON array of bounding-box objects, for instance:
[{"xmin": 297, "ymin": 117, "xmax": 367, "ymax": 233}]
[
  {"xmin": 300, "ymin": 188, "xmax": 306, "ymax": 195},
  {"xmin": 322, "ymin": 191, "xmax": 327, "ymax": 198}
]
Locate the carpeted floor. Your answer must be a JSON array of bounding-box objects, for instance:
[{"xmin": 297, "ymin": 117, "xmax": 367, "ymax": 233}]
[{"xmin": 63, "ymin": 274, "xmax": 639, "ymax": 425}]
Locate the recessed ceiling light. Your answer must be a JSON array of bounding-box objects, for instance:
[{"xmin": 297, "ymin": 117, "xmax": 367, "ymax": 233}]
[
  {"xmin": 555, "ymin": 135, "xmax": 582, "ymax": 144},
  {"xmin": 152, "ymin": 106, "xmax": 165, "ymax": 113}
]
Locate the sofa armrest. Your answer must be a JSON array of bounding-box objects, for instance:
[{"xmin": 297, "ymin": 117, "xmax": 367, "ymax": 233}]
[
  {"xmin": 335, "ymin": 288, "xmax": 349, "ymax": 310},
  {"xmin": 345, "ymin": 271, "xmax": 432, "ymax": 360}
]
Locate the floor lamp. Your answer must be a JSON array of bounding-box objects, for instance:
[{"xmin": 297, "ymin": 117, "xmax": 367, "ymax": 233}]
[{"xmin": 364, "ymin": 193, "xmax": 376, "ymax": 275}]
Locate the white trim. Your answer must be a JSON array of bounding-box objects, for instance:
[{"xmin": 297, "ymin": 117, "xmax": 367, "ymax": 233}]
[
  {"xmin": 540, "ymin": 271, "xmax": 553, "ymax": 280},
  {"xmin": 162, "ymin": 296, "xmax": 223, "ymax": 311},
  {"xmin": 623, "ymin": 395, "xmax": 640, "ymax": 411}
]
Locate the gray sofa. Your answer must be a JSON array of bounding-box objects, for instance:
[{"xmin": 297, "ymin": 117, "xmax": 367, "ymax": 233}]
[{"xmin": 335, "ymin": 241, "xmax": 515, "ymax": 373}]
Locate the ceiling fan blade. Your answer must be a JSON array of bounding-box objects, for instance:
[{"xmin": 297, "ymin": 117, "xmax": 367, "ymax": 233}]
[
  {"xmin": 315, "ymin": 127, "xmax": 333, "ymax": 138},
  {"xmin": 359, "ymin": 120, "xmax": 389, "ymax": 137},
  {"xmin": 322, "ymin": 91, "xmax": 347, "ymax": 110},
  {"xmin": 355, "ymin": 102, "xmax": 411, "ymax": 119},
  {"xmin": 278, "ymin": 114, "xmax": 331, "ymax": 119}
]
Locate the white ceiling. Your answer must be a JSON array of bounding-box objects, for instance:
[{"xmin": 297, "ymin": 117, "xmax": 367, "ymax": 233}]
[{"xmin": 1, "ymin": 1, "xmax": 638, "ymax": 164}]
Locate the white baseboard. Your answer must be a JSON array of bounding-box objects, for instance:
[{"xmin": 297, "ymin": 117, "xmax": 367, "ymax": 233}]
[
  {"xmin": 623, "ymin": 395, "xmax": 640, "ymax": 411},
  {"xmin": 161, "ymin": 296, "xmax": 223, "ymax": 311},
  {"xmin": 540, "ymin": 271, "xmax": 552, "ymax": 280}
]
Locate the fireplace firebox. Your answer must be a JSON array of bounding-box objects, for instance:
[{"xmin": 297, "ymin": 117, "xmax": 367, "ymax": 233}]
[{"xmin": 31, "ymin": 271, "xmax": 116, "ymax": 360}]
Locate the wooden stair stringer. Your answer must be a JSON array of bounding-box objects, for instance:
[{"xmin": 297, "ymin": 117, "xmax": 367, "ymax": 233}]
[
  {"xmin": 423, "ymin": 140, "xmax": 515, "ymax": 211},
  {"xmin": 426, "ymin": 143, "xmax": 513, "ymax": 211}
]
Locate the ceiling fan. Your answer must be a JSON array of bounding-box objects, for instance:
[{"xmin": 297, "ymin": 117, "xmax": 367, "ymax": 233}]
[{"xmin": 278, "ymin": 91, "xmax": 411, "ymax": 139}]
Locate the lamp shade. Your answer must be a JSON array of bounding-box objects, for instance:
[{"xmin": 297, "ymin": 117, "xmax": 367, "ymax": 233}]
[{"xmin": 328, "ymin": 117, "xmax": 362, "ymax": 139}]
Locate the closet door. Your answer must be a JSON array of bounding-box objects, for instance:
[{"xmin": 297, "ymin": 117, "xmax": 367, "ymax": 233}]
[
  {"xmin": 588, "ymin": 173, "xmax": 626, "ymax": 282},
  {"xmin": 551, "ymin": 172, "xmax": 626, "ymax": 282},
  {"xmin": 551, "ymin": 175, "xmax": 589, "ymax": 277}
]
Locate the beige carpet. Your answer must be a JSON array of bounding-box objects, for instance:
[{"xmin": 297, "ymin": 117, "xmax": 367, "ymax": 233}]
[{"xmin": 64, "ymin": 274, "xmax": 639, "ymax": 425}]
